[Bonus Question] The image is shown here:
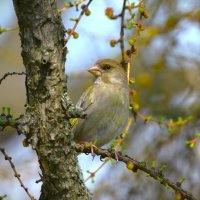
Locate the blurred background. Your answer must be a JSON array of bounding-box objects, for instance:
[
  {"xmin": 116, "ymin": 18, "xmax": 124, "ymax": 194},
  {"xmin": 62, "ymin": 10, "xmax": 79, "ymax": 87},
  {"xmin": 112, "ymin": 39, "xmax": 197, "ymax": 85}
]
[{"xmin": 0, "ymin": 0, "xmax": 200, "ymax": 199}]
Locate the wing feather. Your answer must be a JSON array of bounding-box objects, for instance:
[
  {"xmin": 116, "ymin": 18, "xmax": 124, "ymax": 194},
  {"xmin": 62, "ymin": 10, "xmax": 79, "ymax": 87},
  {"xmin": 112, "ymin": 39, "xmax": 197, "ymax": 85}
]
[{"xmin": 70, "ymin": 85, "xmax": 94, "ymax": 127}]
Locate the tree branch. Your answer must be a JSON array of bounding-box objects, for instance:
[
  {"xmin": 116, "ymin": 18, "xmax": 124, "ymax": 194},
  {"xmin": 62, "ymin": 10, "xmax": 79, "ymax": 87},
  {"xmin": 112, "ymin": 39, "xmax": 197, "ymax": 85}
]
[
  {"xmin": 120, "ymin": 0, "xmax": 127, "ymax": 64},
  {"xmin": 0, "ymin": 148, "xmax": 36, "ymax": 200},
  {"xmin": 76, "ymin": 144, "xmax": 197, "ymax": 200},
  {"xmin": 64, "ymin": 0, "xmax": 93, "ymax": 44},
  {"xmin": 0, "ymin": 72, "xmax": 25, "ymax": 85}
]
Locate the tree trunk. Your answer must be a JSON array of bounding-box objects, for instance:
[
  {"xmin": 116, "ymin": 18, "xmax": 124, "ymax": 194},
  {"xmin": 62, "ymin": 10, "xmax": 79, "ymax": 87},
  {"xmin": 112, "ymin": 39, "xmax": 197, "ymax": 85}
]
[{"xmin": 12, "ymin": 0, "xmax": 90, "ymax": 199}]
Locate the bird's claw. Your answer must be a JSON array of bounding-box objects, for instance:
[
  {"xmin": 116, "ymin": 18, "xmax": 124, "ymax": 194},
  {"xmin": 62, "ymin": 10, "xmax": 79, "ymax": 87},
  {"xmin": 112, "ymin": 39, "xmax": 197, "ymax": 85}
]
[
  {"xmin": 79, "ymin": 141, "xmax": 97, "ymax": 158},
  {"xmin": 114, "ymin": 151, "xmax": 119, "ymax": 161}
]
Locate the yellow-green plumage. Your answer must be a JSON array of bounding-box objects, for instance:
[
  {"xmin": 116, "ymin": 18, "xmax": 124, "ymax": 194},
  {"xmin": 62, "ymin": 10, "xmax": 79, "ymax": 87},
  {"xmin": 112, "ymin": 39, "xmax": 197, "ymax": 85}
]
[{"xmin": 72, "ymin": 59, "xmax": 129, "ymax": 147}]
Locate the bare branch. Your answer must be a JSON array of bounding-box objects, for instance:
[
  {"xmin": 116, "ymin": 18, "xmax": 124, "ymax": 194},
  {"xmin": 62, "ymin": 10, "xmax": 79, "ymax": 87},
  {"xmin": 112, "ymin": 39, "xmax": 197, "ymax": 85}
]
[
  {"xmin": 0, "ymin": 72, "xmax": 25, "ymax": 85},
  {"xmin": 120, "ymin": 0, "xmax": 127, "ymax": 64},
  {"xmin": 84, "ymin": 160, "xmax": 107, "ymax": 182},
  {"xmin": 0, "ymin": 148, "xmax": 36, "ymax": 200},
  {"xmin": 64, "ymin": 0, "xmax": 93, "ymax": 44},
  {"xmin": 76, "ymin": 144, "xmax": 197, "ymax": 200},
  {"xmin": 58, "ymin": 0, "xmax": 86, "ymax": 13}
]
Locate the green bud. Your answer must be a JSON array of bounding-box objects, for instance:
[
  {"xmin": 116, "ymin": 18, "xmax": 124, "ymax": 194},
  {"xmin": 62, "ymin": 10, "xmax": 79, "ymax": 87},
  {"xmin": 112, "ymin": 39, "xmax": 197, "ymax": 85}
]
[
  {"xmin": 85, "ymin": 9, "xmax": 91, "ymax": 16},
  {"xmin": 110, "ymin": 40, "xmax": 116, "ymax": 47},
  {"xmin": 73, "ymin": 32, "xmax": 79, "ymax": 39},
  {"xmin": 128, "ymin": 38, "xmax": 135, "ymax": 46}
]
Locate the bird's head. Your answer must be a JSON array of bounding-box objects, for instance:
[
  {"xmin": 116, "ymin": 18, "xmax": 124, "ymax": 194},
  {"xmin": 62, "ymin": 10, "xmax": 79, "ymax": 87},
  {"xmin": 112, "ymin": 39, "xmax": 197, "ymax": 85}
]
[{"xmin": 88, "ymin": 59, "xmax": 127, "ymax": 84}]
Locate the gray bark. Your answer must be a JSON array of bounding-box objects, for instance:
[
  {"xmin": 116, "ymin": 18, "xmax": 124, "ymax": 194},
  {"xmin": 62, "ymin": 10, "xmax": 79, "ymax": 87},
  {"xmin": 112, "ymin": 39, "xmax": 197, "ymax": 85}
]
[{"xmin": 12, "ymin": 0, "xmax": 90, "ymax": 199}]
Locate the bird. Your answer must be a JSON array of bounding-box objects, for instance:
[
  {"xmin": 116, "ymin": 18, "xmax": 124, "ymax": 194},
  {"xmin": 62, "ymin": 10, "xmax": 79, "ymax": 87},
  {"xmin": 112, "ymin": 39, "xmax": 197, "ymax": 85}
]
[{"xmin": 72, "ymin": 59, "xmax": 130, "ymax": 147}]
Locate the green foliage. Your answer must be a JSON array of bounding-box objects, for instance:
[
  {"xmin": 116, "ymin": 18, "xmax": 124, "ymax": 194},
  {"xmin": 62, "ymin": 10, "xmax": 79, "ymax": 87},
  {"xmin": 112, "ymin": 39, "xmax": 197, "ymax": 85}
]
[
  {"xmin": 160, "ymin": 164, "xmax": 167, "ymax": 173},
  {"xmin": 138, "ymin": 161, "xmax": 146, "ymax": 168},
  {"xmin": 0, "ymin": 107, "xmax": 15, "ymax": 126},
  {"xmin": 0, "ymin": 194, "xmax": 7, "ymax": 199},
  {"xmin": 151, "ymin": 160, "xmax": 156, "ymax": 168},
  {"xmin": 0, "ymin": 27, "xmax": 7, "ymax": 35},
  {"xmin": 179, "ymin": 177, "xmax": 186, "ymax": 184}
]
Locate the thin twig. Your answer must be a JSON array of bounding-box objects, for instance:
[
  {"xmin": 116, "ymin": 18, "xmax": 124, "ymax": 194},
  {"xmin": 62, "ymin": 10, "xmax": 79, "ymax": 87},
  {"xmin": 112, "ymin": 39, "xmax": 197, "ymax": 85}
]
[
  {"xmin": 120, "ymin": 0, "xmax": 127, "ymax": 64},
  {"xmin": 127, "ymin": 61, "xmax": 131, "ymax": 82},
  {"xmin": 0, "ymin": 72, "xmax": 26, "ymax": 85},
  {"xmin": 0, "ymin": 148, "xmax": 36, "ymax": 200},
  {"xmin": 84, "ymin": 159, "xmax": 108, "ymax": 182},
  {"xmin": 0, "ymin": 26, "xmax": 18, "ymax": 35},
  {"xmin": 76, "ymin": 144, "xmax": 197, "ymax": 200},
  {"xmin": 137, "ymin": 113, "xmax": 192, "ymax": 128},
  {"xmin": 64, "ymin": 0, "xmax": 93, "ymax": 44},
  {"xmin": 58, "ymin": 0, "xmax": 86, "ymax": 13},
  {"xmin": 113, "ymin": 117, "xmax": 133, "ymax": 152},
  {"xmin": 125, "ymin": 0, "xmax": 145, "ymax": 62},
  {"xmin": 4, "ymin": 27, "xmax": 18, "ymax": 32}
]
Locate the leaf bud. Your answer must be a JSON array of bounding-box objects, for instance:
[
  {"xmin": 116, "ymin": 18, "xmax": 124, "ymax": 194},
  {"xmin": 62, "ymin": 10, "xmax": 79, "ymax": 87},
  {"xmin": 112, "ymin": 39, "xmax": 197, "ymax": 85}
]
[{"xmin": 73, "ymin": 32, "xmax": 79, "ymax": 39}]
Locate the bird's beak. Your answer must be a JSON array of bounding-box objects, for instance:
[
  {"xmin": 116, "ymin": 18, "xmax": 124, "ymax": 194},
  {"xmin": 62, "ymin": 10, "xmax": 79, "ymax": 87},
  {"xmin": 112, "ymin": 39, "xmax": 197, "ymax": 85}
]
[{"xmin": 88, "ymin": 65, "xmax": 103, "ymax": 77}]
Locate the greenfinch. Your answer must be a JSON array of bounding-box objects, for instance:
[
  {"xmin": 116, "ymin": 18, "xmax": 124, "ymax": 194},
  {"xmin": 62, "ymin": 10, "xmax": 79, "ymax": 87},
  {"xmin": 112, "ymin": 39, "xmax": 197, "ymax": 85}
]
[{"xmin": 73, "ymin": 59, "xmax": 129, "ymax": 147}]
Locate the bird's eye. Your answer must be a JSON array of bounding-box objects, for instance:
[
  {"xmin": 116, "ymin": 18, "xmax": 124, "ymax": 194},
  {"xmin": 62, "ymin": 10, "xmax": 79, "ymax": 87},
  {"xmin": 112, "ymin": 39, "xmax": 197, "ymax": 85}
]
[{"xmin": 102, "ymin": 65, "xmax": 111, "ymax": 70}]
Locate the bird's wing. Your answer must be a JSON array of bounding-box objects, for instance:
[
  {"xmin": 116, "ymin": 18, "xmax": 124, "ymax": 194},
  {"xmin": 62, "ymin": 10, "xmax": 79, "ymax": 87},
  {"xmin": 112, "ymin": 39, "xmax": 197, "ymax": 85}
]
[
  {"xmin": 76, "ymin": 85, "xmax": 94, "ymax": 110},
  {"xmin": 70, "ymin": 85, "xmax": 94, "ymax": 127}
]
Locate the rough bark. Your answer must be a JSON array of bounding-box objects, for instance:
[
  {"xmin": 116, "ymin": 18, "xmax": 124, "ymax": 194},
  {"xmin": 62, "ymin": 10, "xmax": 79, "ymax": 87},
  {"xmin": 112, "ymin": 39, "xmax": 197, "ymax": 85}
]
[{"xmin": 12, "ymin": 0, "xmax": 90, "ymax": 199}]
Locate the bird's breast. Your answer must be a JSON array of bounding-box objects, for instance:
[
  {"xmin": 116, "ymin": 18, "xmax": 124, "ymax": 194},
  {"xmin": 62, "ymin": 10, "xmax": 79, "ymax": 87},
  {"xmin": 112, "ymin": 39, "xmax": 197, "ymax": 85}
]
[{"xmin": 74, "ymin": 82, "xmax": 129, "ymax": 147}]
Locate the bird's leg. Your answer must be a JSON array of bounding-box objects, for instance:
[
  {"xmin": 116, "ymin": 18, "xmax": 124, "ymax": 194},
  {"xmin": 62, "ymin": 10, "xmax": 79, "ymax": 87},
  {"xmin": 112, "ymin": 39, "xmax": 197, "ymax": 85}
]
[
  {"xmin": 109, "ymin": 137, "xmax": 125, "ymax": 162},
  {"xmin": 78, "ymin": 141, "xmax": 98, "ymax": 157},
  {"xmin": 114, "ymin": 151, "xmax": 119, "ymax": 162},
  {"xmin": 108, "ymin": 145, "xmax": 120, "ymax": 162}
]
